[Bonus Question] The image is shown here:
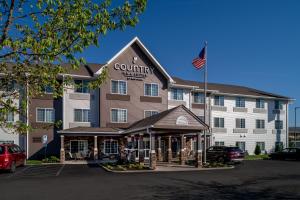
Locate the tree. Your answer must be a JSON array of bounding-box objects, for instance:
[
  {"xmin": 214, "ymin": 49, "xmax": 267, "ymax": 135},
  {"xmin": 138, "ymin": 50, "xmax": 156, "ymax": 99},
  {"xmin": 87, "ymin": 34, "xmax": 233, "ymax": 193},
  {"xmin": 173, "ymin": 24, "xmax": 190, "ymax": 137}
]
[
  {"xmin": 0, "ymin": 0, "xmax": 147, "ymax": 134},
  {"xmin": 254, "ymin": 144, "xmax": 261, "ymax": 155}
]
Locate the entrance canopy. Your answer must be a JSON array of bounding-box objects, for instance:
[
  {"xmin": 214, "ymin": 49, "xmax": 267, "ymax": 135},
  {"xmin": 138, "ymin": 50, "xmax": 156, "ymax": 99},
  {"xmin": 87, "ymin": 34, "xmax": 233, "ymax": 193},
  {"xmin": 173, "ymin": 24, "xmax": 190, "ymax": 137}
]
[
  {"xmin": 58, "ymin": 127, "xmax": 122, "ymax": 136},
  {"xmin": 124, "ymin": 105, "xmax": 209, "ymax": 135}
]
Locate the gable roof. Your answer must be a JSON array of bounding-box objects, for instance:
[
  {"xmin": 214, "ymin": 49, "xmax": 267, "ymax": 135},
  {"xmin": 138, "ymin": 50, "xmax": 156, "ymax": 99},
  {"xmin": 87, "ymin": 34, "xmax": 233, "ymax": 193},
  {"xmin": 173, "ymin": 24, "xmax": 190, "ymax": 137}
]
[
  {"xmin": 172, "ymin": 76, "xmax": 292, "ymax": 100},
  {"xmin": 95, "ymin": 37, "xmax": 174, "ymax": 83},
  {"xmin": 126, "ymin": 105, "xmax": 209, "ymax": 133}
]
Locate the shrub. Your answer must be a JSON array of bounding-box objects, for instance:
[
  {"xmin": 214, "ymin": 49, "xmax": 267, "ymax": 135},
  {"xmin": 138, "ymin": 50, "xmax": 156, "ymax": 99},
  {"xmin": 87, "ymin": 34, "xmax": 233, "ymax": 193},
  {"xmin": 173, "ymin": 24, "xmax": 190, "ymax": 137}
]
[
  {"xmin": 42, "ymin": 156, "xmax": 60, "ymax": 163},
  {"xmin": 275, "ymin": 143, "xmax": 283, "ymax": 152},
  {"xmin": 254, "ymin": 145, "xmax": 261, "ymax": 155}
]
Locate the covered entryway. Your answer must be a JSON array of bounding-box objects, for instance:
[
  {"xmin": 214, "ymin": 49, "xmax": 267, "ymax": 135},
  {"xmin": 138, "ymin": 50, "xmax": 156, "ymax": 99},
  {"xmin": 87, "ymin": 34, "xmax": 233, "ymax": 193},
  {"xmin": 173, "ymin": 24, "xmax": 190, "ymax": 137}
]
[{"xmin": 124, "ymin": 105, "xmax": 209, "ymax": 169}]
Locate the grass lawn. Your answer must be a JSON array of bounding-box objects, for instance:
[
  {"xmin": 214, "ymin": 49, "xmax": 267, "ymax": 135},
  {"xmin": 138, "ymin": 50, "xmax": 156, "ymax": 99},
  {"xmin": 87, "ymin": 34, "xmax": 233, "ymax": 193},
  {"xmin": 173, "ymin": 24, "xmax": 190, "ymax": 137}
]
[
  {"xmin": 245, "ymin": 154, "xmax": 269, "ymax": 160},
  {"xmin": 26, "ymin": 160, "xmax": 43, "ymax": 165}
]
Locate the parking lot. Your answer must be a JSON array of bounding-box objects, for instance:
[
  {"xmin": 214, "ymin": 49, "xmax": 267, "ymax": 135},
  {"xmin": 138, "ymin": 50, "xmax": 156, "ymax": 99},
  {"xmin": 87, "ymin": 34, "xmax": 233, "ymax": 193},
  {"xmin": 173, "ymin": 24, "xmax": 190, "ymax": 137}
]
[{"xmin": 1, "ymin": 160, "xmax": 300, "ymax": 200}]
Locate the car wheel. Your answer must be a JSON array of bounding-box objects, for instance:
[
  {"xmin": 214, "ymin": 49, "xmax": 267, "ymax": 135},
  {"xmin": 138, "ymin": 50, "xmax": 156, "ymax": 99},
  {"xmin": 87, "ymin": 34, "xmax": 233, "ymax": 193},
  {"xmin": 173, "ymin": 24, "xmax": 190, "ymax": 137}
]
[{"xmin": 10, "ymin": 161, "xmax": 16, "ymax": 173}]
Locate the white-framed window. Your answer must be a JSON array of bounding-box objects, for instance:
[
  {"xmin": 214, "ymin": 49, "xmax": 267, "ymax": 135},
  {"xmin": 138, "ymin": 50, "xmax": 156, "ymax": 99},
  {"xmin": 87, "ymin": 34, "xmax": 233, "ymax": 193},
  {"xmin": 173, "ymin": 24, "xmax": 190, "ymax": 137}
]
[
  {"xmin": 170, "ymin": 88, "xmax": 183, "ymax": 100},
  {"xmin": 144, "ymin": 110, "xmax": 159, "ymax": 118},
  {"xmin": 74, "ymin": 109, "xmax": 90, "ymax": 122},
  {"xmin": 214, "ymin": 117, "xmax": 224, "ymax": 128},
  {"xmin": 111, "ymin": 80, "xmax": 127, "ymax": 95},
  {"xmin": 144, "ymin": 83, "xmax": 159, "ymax": 97},
  {"xmin": 236, "ymin": 97, "xmax": 245, "ymax": 107},
  {"xmin": 214, "ymin": 95, "xmax": 224, "ymax": 106},
  {"xmin": 215, "ymin": 141, "xmax": 225, "ymax": 146},
  {"xmin": 36, "ymin": 108, "xmax": 55, "ymax": 123},
  {"xmin": 194, "ymin": 92, "xmax": 204, "ymax": 103},
  {"xmin": 256, "ymin": 142, "xmax": 265, "ymax": 151},
  {"xmin": 74, "ymin": 80, "xmax": 90, "ymax": 93},
  {"xmin": 111, "ymin": 108, "xmax": 127, "ymax": 123},
  {"xmin": 236, "ymin": 118, "xmax": 246, "ymax": 128},
  {"xmin": 275, "ymin": 120, "xmax": 283, "ymax": 129},
  {"xmin": 275, "ymin": 100, "xmax": 283, "ymax": 110},
  {"xmin": 256, "ymin": 99, "xmax": 265, "ymax": 109},
  {"xmin": 256, "ymin": 119, "xmax": 265, "ymax": 129},
  {"xmin": 6, "ymin": 112, "xmax": 14, "ymax": 122},
  {"xmin": 104, "ymin": 140, "xmax": 118, "ymax": 154},
  {"xmin": 236, "ymin": 141, "xmax": 246, "ymax": 152}
]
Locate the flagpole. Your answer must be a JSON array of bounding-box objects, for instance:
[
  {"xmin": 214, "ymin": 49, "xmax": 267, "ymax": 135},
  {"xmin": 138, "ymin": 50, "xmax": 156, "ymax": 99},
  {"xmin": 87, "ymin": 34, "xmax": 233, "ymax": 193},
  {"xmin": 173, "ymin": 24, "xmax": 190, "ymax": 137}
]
[{"xmin": 203, "ymin": 41, "xmax": 208, "ymax": 164}]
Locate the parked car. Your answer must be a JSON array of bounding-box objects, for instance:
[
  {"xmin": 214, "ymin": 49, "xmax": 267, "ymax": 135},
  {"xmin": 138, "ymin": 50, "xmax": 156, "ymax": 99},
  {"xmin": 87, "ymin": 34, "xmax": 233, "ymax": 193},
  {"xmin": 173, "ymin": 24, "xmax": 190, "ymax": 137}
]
[
  {"xmin": 0, "ymin": 144, "xmax": 26, "ymax": 173},
  {"xmin": 270, "ymin": 148, "xmax": 300, "ymax": 161},
  {"xmin": 206, "ymin": 146, "xmax": 245, "ymax": 163}
]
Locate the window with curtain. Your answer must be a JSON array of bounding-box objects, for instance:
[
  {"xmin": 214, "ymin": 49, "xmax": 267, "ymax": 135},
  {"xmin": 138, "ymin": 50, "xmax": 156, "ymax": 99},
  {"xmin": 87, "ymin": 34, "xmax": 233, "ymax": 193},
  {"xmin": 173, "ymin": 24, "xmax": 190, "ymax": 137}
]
[
  {"xmin": 111, "ymin": 109, "xmax": 127, "ymax": 123},
  {"xmin": 74, "ymin": 80, "xmax": 90, "ymax": 93},
  {"xmin": 214, "ymin": 96, "xmax": 224, "ymax": 106},
  {"xmin": 194, "ymin": 92, "xmax": 204, "ymax": 103},
  {"xmin": 275, "ymin": 100, "xmax": 283, "ymax": 110},
  {"xmin": 111, "ymin": 80, "xmax": 127, "ymax": 94},
  {"xmin": 6, "ymin": 112, "xmax": 14, "ymax": 122},
  {"xmin": 214, "ymin": 117, "xmax": 224, "ymax": 128},
  {"xmin": 275, "ymin": 120, "xmax": 283, "ymax": 129},
  {"xmin": 170, "ymin": 88, "xmax": 183, "ymax": 100},
  {"xmin": 236, "ymin": 97, "xmax": 245, "ymax": 107},
  {"xmin": 36, "ymin": 108, "xmax": 54, "ymax": 122},
  {"xmin": 144, "ymin": 110, "xmax": 159, "ymax": 118},
  {"xmin": 236, "ymin": 118, "xmax": 246, "ymax": 128},
  {"xmin": 256, "ymin": 119, "xmax": 265, "ymax": 129},
  {"xmin": 256, "ymin": 99, "xmax": 265, "ymax": 109},
  {"xmin": 74, "ymin": 109, "xmax": 90, "ymax": 122},
  {"xmin": 144, "ymin": 83, "xmax": 159, "ymax": 96}
]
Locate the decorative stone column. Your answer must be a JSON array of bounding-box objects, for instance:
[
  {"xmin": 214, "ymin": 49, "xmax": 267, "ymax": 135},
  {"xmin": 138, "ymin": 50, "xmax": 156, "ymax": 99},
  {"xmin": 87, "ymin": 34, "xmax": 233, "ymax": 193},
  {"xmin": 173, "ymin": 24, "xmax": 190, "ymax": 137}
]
[
  {"xmin": 180, "ymin": 135, "xmax": 186, "ymax": 165},
  {"xmin": 167, "ymin": 136, "xmax": 172, "ymax": 163},
  {"xmin": 150, "ymin": 135, "xmax": 156, "ymax": 169},
  {"xmin": 195, "ymin": 133, "xmax": 202, "ymax": 168},
  {"xmin": 60, "ymin": 135, "xmax": 65, "ymax": 163},
  {"xmin": 157, "ymin": 136, "xmax": 162, "ymax": 161},
  {"xmin": 138, "ymin": 134, "xmax": 143, "ymax": 163},
  {"xmin": 94, "ymin": 136, "xmax": 98, "ymax": 160}
]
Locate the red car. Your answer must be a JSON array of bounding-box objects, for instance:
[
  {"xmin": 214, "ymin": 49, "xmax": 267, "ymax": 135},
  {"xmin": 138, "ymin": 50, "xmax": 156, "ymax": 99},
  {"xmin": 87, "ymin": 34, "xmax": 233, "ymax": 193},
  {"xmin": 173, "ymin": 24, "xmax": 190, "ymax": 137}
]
[{"xmin": 0, "ymin": 144, "xmax": 26, "ymax": 172}]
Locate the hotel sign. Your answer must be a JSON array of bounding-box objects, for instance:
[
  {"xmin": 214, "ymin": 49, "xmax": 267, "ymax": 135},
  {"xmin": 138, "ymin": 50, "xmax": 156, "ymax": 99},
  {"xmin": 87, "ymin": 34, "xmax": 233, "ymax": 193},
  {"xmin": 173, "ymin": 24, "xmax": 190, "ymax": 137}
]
[{"xmin": 114, "ymin": 57, "xmax": 154, "ymax": 81}]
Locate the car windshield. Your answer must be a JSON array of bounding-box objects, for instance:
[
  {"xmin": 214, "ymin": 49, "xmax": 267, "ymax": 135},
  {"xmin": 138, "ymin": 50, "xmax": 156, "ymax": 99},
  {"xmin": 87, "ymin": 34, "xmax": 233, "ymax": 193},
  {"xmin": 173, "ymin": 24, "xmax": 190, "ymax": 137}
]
[
  {"xmin": 226, "ymin": 147, "xmax": 242, "ymax": 152},
  {"xmin": 0, "ymin": 146, "xmax": 4, "ymax": 154}
]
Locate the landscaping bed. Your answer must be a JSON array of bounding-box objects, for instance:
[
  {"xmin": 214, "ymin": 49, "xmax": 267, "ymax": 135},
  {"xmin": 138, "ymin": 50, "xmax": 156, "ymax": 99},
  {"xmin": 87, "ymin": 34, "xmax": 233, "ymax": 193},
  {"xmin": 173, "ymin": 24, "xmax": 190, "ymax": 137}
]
[
  {"xmin": 26, "ymin": 156, "xmax": 60, "ymax": 165},
  {"xmin": 245, "ymin": 154, "xmax": 269, "ymax": 160},
  {"xmin": 101, "ymin": 163, "xmax": 150, "ymax": 171}
]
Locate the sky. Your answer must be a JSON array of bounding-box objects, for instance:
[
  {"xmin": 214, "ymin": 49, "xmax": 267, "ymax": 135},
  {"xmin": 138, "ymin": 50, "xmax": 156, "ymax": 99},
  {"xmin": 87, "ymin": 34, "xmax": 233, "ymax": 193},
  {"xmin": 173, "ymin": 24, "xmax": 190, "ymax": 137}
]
[{"xmin": 82, "ymin": 0, "xmax": 300, "ymax": 126}]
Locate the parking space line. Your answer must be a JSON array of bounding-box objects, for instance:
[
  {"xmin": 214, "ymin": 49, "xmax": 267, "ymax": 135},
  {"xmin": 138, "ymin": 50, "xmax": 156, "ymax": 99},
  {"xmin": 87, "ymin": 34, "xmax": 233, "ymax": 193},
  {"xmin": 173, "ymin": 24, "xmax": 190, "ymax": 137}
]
[
  {"xmin": 7, "ymin": 166, "xmax": 30, "ymax": 178},
  {"xmin": 56, "ymin": 164, "xmax": 65, "ymax": 176}
]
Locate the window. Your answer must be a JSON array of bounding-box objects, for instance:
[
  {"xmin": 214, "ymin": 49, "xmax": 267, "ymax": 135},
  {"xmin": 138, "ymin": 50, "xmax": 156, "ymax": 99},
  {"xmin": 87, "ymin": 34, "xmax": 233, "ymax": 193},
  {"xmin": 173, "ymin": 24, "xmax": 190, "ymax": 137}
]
[
  {"xmin": 170, "ymin": 88, "xmax": 183, "ymax": 100},
  {"xmin": 111, "ymin": 109, "xmax": 127, "ymax": 123},
  {"xmin": 0, "ymin": 112, "xmax": 14, "ymax": 122},
  {"xmin": 37, "ymin": 108, "xmax": 55, "ymax": 123},
  {"xmin": 214, "ymin": 117, "xmax": 224, "ymax": 128},
  {"xmin": 275, "ymin": 120, "xmax": 283, "ymax": 129},
  {"xmin": 236, "ymin": 141, "xmax": 246, "ymax": 151},
  {"xmin": 74, "ymin": 109, "xmax": 90, "ymax": 122},
  {"xmin": 236, "ymin": 118, "xmax": 246, "ymax": 128},
  {"xmin": 44, "ymin": 85, "xmax": 53, "ymax": 94},
  {"xmin": 144, "ymin": 110, "xmax": 159, "ymax": 118},
  {"xmin": 74, "ymin": 80, "xmax": 90, "ymax": 93},
  {"xmin": 111, "ymin": 80, "xmax": 127, "ymax": 95},
  {"xmin": 194, "ymin": 92, "xmax": 204, "ymax": 103},
  {"xmin": 214, "ymin": 96, "xmax": 224, "ymax": 106},
  {"xmin": 104, "ymin": 140, "xmax": 118, "ymax": 154},
  {"xmin": 256, "ymin": 119, "xmax": 265, "ymax": 129},
  {"xmin": 215, "ymin": 141, "xmax": 225, "ymax": 146},
  {"xmin": 275, "ymin": 100, "xmax": 283, "ymax": 110},
  {"xmin": 256, "ymin": 142, "xmax": 265, "ymax": 151},
  {"xmin": 236, "ymin": 97, "xmax": 245, "ymax": 107},
  {"xmin": 0, "ymin": 79, "xmax": 16, "ymax": 92},
  {"xmin": 256, "ymin": 99, "xmax": 265, "ymax": 109},
  {"xmin": 32, "ymin": 137, "xmax": 42, "ymax": 143},
  {"xmin": 144, "ymin": 83, "xmax": 158, "ymax": 97},
  {"xmin": 70, "ymin": 140, "xmax": 88, "ymax": 155}
]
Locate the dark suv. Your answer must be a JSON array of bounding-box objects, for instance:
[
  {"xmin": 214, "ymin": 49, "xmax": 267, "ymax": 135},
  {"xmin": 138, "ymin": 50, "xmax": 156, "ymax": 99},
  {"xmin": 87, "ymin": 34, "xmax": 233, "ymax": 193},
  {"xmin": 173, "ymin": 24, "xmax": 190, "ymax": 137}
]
[{"xmin": 206, "ymin": 146, "xmax": 245, "ymax": 163}]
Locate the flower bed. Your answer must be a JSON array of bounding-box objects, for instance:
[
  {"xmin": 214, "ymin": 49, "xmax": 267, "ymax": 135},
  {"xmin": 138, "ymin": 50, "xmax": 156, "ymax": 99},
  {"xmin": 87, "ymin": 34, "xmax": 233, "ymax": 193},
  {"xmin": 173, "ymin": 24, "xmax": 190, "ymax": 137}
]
[{"xmin": 102, "ymin": 163, "xmax": 150, "ymax": 171}]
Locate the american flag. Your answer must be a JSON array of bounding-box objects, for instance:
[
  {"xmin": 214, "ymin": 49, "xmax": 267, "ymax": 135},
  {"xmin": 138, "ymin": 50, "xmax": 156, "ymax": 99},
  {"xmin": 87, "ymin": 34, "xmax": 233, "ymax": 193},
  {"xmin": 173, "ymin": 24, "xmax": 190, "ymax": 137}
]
[{"xmin": 192, "ymin": 47, "xmax": 206, "ymax": 69}]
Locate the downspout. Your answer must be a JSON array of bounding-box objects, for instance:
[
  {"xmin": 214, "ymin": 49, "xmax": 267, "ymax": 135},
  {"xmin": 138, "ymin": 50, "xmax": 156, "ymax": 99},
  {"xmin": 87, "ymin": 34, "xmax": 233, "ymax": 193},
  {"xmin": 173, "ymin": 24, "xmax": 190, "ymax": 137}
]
[{"xmin": 26, "ymin": 78, "xmax": 29, "ymax": 159}]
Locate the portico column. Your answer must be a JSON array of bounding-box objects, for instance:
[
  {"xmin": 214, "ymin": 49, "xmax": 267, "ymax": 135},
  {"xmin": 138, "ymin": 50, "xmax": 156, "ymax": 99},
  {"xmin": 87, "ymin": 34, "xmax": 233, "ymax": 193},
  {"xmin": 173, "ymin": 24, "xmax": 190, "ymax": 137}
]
[
  {"xmin": 180, "ymin": 135, "xmax": 186, "ymax": 165},
  {"xmin": 60, "ymin": 135, "xmax": 65, "ymax": 163},
  {"xmin": 138, "ymin": 134, "xmax": 143, "ymax": 163},
  {"xmin": 157, "ymin": 136, "xmax": 162, "ymax": 161},
  {"xmin": 195, "ymin": 132, "xmax": 203, "ymax": 168},
  {"xmin": 94, "ymin": 136, "xmax": 98, "ymax": 160},
  {"xmin": 131, "ymin": 135, "xmax": 135, "ymax": 162},
  {"xmin": 167, "ymin": 136, "xmax": 172, "ymax": 163},
  {"xmin": 150, "ymin": 133, "xmax": 156, "ymax": 169}
]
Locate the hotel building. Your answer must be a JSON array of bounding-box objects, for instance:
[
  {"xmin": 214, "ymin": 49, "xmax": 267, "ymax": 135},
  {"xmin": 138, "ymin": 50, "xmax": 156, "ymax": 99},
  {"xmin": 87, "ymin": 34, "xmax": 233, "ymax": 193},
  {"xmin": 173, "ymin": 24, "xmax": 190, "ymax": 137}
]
[{"xmin": 0, "ymin": 37, "xmax": 293, "ymax": 168}]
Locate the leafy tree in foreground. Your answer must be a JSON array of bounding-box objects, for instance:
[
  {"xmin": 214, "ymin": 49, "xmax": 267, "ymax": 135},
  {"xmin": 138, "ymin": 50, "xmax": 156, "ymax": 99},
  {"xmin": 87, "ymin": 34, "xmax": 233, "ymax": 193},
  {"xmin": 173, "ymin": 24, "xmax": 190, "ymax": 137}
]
[{"xmin": 0, "ymin": 0, "xmax": 147, "ymax": 134}]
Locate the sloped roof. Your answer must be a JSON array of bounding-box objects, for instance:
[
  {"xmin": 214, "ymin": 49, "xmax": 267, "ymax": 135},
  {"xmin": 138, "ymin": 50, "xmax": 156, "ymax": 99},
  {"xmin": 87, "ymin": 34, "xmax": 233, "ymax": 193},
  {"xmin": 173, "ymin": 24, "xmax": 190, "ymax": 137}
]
[
  {"xmin": 58, "ymin": 127, "xmax": 120, "ymax": 133},
  {"xmin": 61, "ymin": 63, "xmax": 105, "ymax": 77},
  {"xmin": 126, "ymin": 105, "xmax": 209, "ymax": 132},
  {"xmin": 172, "ymin": 77, "xmax": 291, "ymax": 100}
]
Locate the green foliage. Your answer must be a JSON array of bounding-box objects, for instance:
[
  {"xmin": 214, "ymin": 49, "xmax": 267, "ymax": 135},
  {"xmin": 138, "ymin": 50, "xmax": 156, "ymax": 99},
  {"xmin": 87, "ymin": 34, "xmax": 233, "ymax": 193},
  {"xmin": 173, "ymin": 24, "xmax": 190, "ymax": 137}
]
[
  {"xmin": 245, "ymin": 154, "xmax": 269, "ymax": 160},
  {"xmin": 275, "ymin": 143, "xmax": 283, "ymax": 152},
  {"xmin": 254, "ymin": 144, "xmax": 261, "ymax": 155},
  {"xmin": 42, "ymin": 156, "xmax": 60, "ymax": 163},
  {"xmin": 26, "ymin": 160, "xmax": 43, "ymax": 165},
  {"xmin": 0, "ymin": 0, "xmax": 147, "ymax": 133}
]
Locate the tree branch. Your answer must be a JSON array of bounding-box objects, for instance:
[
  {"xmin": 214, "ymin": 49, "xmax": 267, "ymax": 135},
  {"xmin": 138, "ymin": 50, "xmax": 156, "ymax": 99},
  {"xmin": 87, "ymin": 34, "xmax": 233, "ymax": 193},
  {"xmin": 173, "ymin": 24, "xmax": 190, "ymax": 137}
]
[{"xmin": 0, "ymin": 0, "xmax": 15, "ymax": 45}]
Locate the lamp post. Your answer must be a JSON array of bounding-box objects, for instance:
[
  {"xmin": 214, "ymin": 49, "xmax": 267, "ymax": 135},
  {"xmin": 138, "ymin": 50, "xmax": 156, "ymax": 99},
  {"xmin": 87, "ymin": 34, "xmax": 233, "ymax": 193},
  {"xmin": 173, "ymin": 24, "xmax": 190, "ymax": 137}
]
[{"xmin": 294, "ymin": 107, "xmax": 300, "ymax": 147}]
